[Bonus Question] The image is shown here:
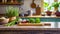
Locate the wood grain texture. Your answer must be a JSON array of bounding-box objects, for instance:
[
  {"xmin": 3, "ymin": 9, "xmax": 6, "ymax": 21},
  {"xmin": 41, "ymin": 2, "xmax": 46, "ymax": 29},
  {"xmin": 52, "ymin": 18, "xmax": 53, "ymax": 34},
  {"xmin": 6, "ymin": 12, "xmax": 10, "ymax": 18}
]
[{"xmin": 18, "ymin": 23, "xmax": 43, "ymax": 26}]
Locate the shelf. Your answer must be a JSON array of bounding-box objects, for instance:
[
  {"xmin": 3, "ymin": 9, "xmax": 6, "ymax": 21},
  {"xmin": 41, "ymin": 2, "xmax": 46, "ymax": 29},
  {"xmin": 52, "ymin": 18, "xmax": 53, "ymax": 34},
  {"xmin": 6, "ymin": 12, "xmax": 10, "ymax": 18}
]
[
  {"xmin": 0, "ymin": 0, "xmax": 23, "ymax": 5},
  {"xmin": 20, "ymin": 15, "xmax": 60, "ymax": 18},
  {"xmin": 0, "ymin": 25, "xmax": 59, "ymax": 30},
  {"xmin": 0, "ymin": 2, "xmax": 23, "ymax": 5}
]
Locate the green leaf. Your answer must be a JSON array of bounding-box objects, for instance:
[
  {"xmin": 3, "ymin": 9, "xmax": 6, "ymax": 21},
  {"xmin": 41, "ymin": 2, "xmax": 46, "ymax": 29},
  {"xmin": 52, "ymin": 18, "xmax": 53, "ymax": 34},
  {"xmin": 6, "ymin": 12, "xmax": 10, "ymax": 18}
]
[
  {"xmin": 47, "ymin": 6, "xmax": 51, "ymax": 10},
  {"xmin": 29, "ymin": 18, "xmax": 35, "ymax": 23},
  {"xmin": 52, "ymin": 2, "xmax": 59, "ymax": 8},
  {"xmin": 5, "ymin": 19, "xmax": 16, "ymax": 26},
  {"xmin": 44, "ymin": 2, "xmax": 49, "ymax": 7},
  {"xmin": 35, "ymin": 18, "xmax": 40, "ymax": 23},
  {"xmin": 5, "ymin": 6, "xmax": 19, "ymax": 18}
]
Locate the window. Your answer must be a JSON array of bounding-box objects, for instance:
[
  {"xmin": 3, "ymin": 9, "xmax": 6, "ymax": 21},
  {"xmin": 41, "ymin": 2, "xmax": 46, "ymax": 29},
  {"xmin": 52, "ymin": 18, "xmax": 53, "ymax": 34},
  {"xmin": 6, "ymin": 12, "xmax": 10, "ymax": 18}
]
[
  {"xmin": 42, "ymin": 0, "xmax": 60, "ymax": 28},
  {"xmin": 44, "ymin": 0, "xmax": 54, "ymax": 11},
  {"xmin": 58, "ymin": 0, "xmax": 60, "ymax": 11},
  {"xmin": 58, "ymin": 0, "xmax": 60, "ymax": 1}
]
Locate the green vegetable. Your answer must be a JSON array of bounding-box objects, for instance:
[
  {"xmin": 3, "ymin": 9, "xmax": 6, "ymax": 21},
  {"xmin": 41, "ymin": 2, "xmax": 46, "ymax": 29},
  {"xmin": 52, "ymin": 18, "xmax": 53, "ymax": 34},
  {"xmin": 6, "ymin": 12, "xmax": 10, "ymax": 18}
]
[
  {"xmin": 5, "ymin": 19, "xmax": 16, "ymax": 26},
  {"xmin": 29, "ymin": 18, "xmax": 35, "ymax": 23},
  {"xmin": 35, "ymin": 18, "xmax": 40, "ymax": 23},
  {"xmin": 5, "ymin": 17, "xmax": 20, "ymax": 26},
  {"xmin": 4, "ymin": 17, "xmax": 20, "ymax": 26},
  {"xmin": 6, "ymin": 6, "xmax": 19, "ymax": 18}
]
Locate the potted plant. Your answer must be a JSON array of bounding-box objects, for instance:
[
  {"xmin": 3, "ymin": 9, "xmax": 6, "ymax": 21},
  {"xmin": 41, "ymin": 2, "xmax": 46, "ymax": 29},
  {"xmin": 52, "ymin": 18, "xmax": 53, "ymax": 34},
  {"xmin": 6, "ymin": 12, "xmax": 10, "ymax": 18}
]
[
  {"xmin": 52, "ymin": 2, "xmax": 60, "ymax": 17},
  {"xmin": 55, "ymin": 10, "xmax": 60, "ymax": 17},
  {"xmin": 46, "ymin": 6, "xmax": 52, "ymax": 16},
  {"xmin": 6, "ymin": 6, "xmax": 19, "ymax": 22},
  {"xmin": 52, "ymin": 2, "xmax": 59, "ymax": 11},
  {"xmin": 44, "ymin": 2, "xmax": 52, "ymax": 16}
]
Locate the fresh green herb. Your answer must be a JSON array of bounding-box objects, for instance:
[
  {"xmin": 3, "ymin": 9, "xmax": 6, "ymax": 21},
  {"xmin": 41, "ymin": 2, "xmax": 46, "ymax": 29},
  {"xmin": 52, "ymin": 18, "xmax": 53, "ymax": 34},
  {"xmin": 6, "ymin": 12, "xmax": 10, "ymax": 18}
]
[
  {"xmin": 5, "ymin": 20, "xmax": 16, "ymax": 26},
  {"xmin": 52, "ymin": 2, "xmax": 59, "ymax": 8},
  {"xmin": 4, "ymin": 17, "xmax": 20, "ymax": 26},
  {"xmin": 6, "ymin": 6, "xmax": 19, "ymax": 18}
]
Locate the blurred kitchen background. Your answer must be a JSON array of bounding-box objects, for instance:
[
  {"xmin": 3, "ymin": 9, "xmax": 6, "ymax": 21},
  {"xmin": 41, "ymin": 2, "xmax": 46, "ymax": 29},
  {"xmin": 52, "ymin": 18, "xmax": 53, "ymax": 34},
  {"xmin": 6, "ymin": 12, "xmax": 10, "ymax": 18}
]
[{"xmin": 0, "ymin": 0, "xmax": 60, "ymax": 28}]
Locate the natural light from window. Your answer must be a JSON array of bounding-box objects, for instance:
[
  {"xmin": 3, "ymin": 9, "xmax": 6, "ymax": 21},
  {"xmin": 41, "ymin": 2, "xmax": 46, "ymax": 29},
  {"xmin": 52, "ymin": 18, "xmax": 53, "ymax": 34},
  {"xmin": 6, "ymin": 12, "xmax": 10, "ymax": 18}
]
[
  {"xmin": 58, "ymin": 0, "xmax": 60, "ymax": 12},
  {"xmin": 44, "ymin": 0, "xmax": 54, "ymax": 11}
]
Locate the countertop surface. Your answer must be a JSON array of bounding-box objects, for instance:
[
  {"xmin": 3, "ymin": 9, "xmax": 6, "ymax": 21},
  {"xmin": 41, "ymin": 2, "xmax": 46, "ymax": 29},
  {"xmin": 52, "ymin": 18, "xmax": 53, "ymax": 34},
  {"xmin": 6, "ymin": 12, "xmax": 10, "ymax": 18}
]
[
  {"xmin": 26, "ymin": 15, "xmax": 60, "ymax": 18},
  {"xmin": 0, "ymin": 25, "xmax": 60, "ymax": 30}
]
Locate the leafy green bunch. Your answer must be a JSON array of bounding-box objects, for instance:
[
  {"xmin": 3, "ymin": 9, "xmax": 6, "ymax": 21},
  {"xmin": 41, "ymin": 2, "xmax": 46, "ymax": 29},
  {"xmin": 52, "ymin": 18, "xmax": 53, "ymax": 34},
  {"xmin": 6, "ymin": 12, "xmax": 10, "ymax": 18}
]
[
  {"xmin": 6, "ymin": 6, "xmax": 19, "ymax": 18},
  {"xmin": 4, "ymin": 17, "xmax": 19, "ymax": 26},
  {"xmin": 35, "ymin": 18, "xmax": 40, "ymax": 23},
  {"xmin": 29, "ymin": 18, "xmax": 35, "ymax": 23},
  {"xmin": 52, "ymin": 2, "xmax": 60, "ymax": 8},
  {"xmin": 29, "ymin": 18, "xmax": 41, "ymax": 23},
  {"xmin": 44, "ymin": 2, "xmax": 51, "ymax": 10}
]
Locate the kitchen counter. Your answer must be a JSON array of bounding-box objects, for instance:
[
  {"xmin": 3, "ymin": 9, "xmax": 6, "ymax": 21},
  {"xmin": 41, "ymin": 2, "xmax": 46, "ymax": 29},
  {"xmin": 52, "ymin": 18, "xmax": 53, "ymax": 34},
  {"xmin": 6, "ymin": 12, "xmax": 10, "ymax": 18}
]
[
  {"xmin": 0, "ymin": 16, "xmax": 60, "ymax": 31},
  {"xmin": 27, "ymin": 15, "xmax": 60, "ymax": 18},
  {"xmin": 0, "ymin": 16, "xmax": 60, "ymax": 34},
  {"xmin": 0, "ymin": 25, "xmax": 60, "ymax": 34},
  {"xmin": 0, "ymin": 25, "xmax": 60, "ymax": 30}
]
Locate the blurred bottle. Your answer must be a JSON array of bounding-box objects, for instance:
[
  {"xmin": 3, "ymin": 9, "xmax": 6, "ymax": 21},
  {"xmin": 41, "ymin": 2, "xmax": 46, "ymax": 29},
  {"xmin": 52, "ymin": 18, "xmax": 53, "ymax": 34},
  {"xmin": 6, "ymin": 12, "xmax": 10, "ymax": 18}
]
[{"xmin": 36, "ymin": 5, "xmax": 41, "ymax": 15}]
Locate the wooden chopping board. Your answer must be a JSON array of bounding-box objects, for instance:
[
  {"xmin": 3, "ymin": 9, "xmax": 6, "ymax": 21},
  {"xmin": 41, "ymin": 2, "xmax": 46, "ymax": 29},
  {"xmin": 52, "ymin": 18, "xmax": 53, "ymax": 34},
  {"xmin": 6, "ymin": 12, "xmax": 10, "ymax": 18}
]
[{"xmin": 18, "ymin": 23, "xmax": 43, "ymax": 26}]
